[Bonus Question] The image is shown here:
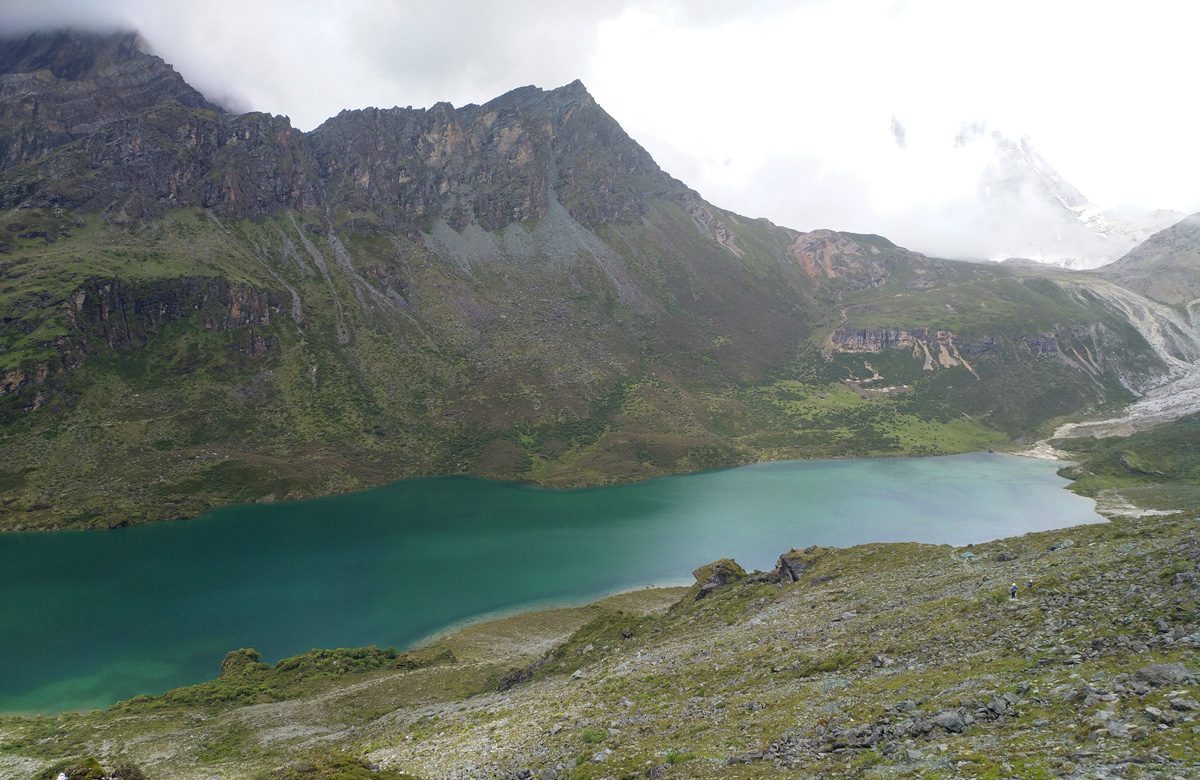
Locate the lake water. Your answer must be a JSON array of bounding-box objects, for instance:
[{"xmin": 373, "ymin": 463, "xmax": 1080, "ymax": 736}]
[{"xmin": 0, "ymin": 453, "xmax": 1101, "ymax": 714}]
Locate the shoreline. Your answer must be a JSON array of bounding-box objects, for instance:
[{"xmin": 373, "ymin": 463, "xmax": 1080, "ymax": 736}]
[
  {"xmin": 404, "ymin": 580, "xmax": 695, "ymax": 652},
  {"xmin": 0, "ymin": 445, "xmax": 1047, "ymax": 534}
]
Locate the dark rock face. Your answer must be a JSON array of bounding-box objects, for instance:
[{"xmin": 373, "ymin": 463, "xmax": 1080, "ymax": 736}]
[
  {"xmin": 959, "ymin": 336, "xmax": 997, "ymax": 355},
  {"xmin": 778, "ymin": 548, "xmax": 818, "ymax": 582},
  {"xmin": 308, "ymin": 100, "xmax": 553, "ymax": 235},
  {"xmin": 1, "ymin": 32, "xmax": 677, "ymax": 232},
  {"xmin": 0, "ymin": 276, "xmax": 282, "ymax": 407},
  {"xmin": 67, "ymin": 277, "xmax": 282, "ymax": 353},
  {"xmin": 0, "ymin": 30, "xmax": 224, "ymax": 170},
  {"xmin": 1024, "ymin": 332, "xmax": 1060, "ymax": 354},
  {"xmin": 832, "ymin": 326, "xmax": 921, "ymax": 352},
  {"xmin": 498, "ymin": 667, "xmax": 534, "ymax": 691},
  {"xmin": 2, "ymin": 100, "xmax": 318, "ymax": 220},
  {"xmin": 302, "ymin": 79, "xmax": 675, "ymax": 236},
  {"xmin": 745, "ymin": 546, "xmax": 831, "ymax": 584}
]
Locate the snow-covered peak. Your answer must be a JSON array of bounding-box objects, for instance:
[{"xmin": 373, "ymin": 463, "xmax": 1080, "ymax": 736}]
[{"xmin": 975, "ymin": 132, "xmax": 1182, "ymax": 269}]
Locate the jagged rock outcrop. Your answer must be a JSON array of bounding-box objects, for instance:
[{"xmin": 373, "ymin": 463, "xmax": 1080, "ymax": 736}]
[
  {"xmin": 690, "ymin": 559, "xmax": 747, "ymax": 600},
  {"xmin": 1, "ymin": 99, "xmax": 318, "ymax": 219},
  {"xmin": 0, "ymin": 30, "xmax": 318, "ymax": 219},
  {"xmin": 1, "ymin": 31, "xmax": 679, "ymax": 231},
  {"xmin": 681, "ymin": 191, "xmax": 746, "ymax": 257},
  {"xmin": 747, "ymin": 545, "xmax": 834, "ymax": 584},
  {"xmin": 0, "ymin": 277, "xmax": 282, "ymax": 408},
  {"xmin": 302, "ymin": 79, "xmax": 678, "ymax": 236},
  {"xmin": 0, "ymin": 29, "xmax": 224, "ymax": 169},
  {"xmin": 778, "ymin": 545, "xmax": 830, "ymax": 581}
]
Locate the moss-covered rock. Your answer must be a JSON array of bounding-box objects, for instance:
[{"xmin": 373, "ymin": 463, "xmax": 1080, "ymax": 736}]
[{"xmin": 688, "ymin": 557, "xmax": 747, "ymax": 600}]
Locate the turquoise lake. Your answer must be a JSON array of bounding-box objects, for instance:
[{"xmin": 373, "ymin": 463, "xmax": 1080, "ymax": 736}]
[{"xmin": 0, "ymin": 453, "xmax": 1103, "ymax": 714}]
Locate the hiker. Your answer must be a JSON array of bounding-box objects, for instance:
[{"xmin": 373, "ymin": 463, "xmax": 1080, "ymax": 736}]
[
  {"xmin": 1026, "ymin": 579, "xmax": 1033, "ymax": 590},
  {"xmin": 1009, "ymin": 582, "xmax": 1018, "ymax": 599}
]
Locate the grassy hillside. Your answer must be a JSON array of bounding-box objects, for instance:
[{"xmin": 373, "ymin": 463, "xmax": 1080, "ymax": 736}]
[
  {"xmin": 1056, "ymin": 416, "xmax": 1200, "ymax": 512},
  {"xmin": 0, "ymin": 199, "xmax": 1165, "ymax": 530}
]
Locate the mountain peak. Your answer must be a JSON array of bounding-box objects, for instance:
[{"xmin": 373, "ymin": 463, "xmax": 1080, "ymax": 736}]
[
  {"xmin": 0, "ymin": 28, "xmax": 225, "ymax": 172},
  {"xmin": 0, "ymin": 28, "xmax": 144, "ymax": 80},
  {"xmin": 0, "ymin": 28, "xmax": 223, "ymax": 112},
  {"xmin": 558, "ymin": 78, "xmax": 590, "ymax": 96},
  {"xmin": 482, "ymin": 79, "xmax": 594, "ymax": 115},
  {"xmin": 1098, "ymin": 211, "xmax": 1200, "ymax": 305},
  {"xmin": 976, "ymin": 131, "xmax": 1182, "ymax": 268}
]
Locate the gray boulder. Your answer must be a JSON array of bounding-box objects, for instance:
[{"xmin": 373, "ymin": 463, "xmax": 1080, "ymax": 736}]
[
  {"xmin": 728, "ymin": 749, "xmax": 764, "ymax": 764},
  {"xmin": 1134, "ymin": 663, "xmax": 1197, "ymax": 687},
  {"xmin": 933, "ymin": 710, "xmax": 966, "ymax": 733}
]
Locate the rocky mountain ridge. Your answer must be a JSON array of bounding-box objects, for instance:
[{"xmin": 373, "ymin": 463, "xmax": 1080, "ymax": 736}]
[
  {"xmin": 0, "ymin": 29, "xmax": 223, "ymax": 170},
  {"xmin": 1099, "ymin": 212, "xmax": 1200, "ymax": 310},
  {"xmin": 0, "ymin": 30, "xmax": 677, "ymax": 235}
]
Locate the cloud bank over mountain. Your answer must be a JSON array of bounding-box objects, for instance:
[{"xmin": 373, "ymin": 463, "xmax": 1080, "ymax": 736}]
[{"xmin": 2, "ymin": 0, "xmax": 1198, "ymax": 264}]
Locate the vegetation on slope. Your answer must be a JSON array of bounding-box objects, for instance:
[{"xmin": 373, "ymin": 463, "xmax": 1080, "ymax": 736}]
[{"xmin": 0, "ymin": 200, "xmax": 1158, "ymax": 530}]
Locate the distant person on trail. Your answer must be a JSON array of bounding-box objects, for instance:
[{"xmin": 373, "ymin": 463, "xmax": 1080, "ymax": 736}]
[
  {"xmin": 1026, "ymin": 579, "xmax": 1033, "ymax": 590},
  {"xmin": 1009, "ymin": 582, "xmax": 1018, "ymax": 599}
]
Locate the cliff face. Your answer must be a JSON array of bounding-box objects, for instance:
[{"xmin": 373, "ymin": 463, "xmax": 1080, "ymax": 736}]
[
  {"xmin": 0, "ymin": 275, "xmax": 283, "ymax": 416},
  {"xmin": 310, "ymin": 81, "xmax": 675, "ymax": 236},
  {"xmin": 0, "ymin": 30, "xmax": 223, "ymax": 169},
  {"xmin": 829, "ymin": 321, "xmax": 1132, "ymax": 383},
  {"xmin": 1, "ymin": 98, "xmax": 317, "ymax": 220},
  {"xmin": 68, "ymin": 277, "xmax": 281, "ymax": 351},
  {"xmin": 1, "ymin": 32, "xmax": 678, "ymax": 231}
]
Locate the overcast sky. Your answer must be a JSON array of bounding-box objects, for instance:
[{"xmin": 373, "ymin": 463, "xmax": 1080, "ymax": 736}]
[{"xmin": 3, "ymin": 0, "xmax": 1198, "ymax": 261}]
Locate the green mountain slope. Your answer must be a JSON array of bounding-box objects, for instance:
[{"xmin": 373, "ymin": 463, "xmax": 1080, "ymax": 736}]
[
  {"xmin": 1056, "ymin": 415, "xmax": 1200, "ymax": 511},
  {"xmin": 0, "ymin": 30, "xmax": 1171, "ymax": 529}
]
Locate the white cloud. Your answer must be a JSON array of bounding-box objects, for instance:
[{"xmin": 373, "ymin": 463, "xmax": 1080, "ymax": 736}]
[{"xmin": 591, "ymin": 0, "xmax": 1200, "ymax": 257}]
